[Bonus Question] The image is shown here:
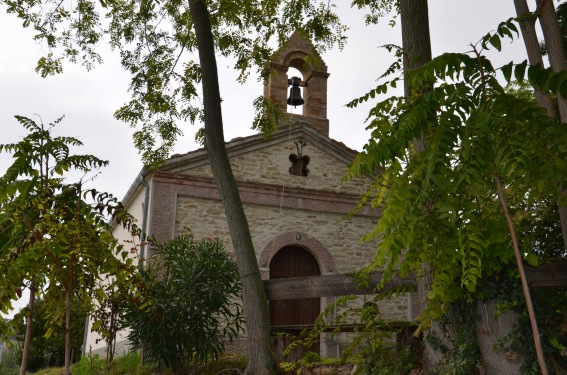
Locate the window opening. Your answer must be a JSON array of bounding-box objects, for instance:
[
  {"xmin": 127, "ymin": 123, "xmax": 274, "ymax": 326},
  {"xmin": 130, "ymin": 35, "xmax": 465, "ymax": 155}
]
[{"xmin": 289, "ymin": 138, "xmax": 309, "ymax": 176}]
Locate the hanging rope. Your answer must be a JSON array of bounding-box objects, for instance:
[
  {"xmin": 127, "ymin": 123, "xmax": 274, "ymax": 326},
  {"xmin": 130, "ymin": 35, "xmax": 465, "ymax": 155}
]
[{"xmin": 267, "ymin": 99, "xmax": 297, "ymax": 267}]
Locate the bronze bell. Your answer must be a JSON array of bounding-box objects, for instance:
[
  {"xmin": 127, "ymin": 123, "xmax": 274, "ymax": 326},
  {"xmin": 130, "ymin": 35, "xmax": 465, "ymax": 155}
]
[{"xmin": 287, "ymin": 76, "xmax": 305, "ymax": 107}]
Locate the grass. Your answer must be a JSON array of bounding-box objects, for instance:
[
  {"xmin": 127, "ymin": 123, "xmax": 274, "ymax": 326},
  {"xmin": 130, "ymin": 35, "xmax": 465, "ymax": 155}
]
[{"xmin": 26, "ymin": 352, "xmax": 247, "ymax": 375}]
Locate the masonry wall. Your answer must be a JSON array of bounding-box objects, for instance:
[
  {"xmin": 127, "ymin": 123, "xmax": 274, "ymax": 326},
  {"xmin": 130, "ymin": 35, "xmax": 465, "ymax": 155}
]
[
  {"xmin": 183, "ymin": 138, "xmax": 368, "ymax": 196},
  {"xmin": 175, "ymin": 196, "xmax": 407, "ymax": 320}
]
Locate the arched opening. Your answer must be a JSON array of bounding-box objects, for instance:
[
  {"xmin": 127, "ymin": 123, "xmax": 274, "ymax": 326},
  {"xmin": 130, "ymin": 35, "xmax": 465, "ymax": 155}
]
[
  {"xmin": 269, "ymin": 246, "xmax": 320, "ymax": 354},
  {"xmin": 286, "ymin": 67, "xmax": 304, "ymax": 115}
]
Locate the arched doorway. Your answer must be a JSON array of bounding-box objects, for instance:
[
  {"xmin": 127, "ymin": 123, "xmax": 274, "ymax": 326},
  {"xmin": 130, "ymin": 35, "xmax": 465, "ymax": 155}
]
[{"xmin": 269, "ymin": 246, "xmax": 321, "ymax": 354}]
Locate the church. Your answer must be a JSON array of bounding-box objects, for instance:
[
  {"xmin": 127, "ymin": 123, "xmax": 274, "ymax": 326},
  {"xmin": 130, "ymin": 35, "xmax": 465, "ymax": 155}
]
[{"xmin": 84, "ymin": 32, "xmax": 411, "ymax": 358}]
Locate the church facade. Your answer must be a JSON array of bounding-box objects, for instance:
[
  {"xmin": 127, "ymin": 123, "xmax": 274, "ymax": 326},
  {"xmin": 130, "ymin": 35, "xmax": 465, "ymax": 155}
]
[{"xmin": 84, "ymin": 32, "xmax": 411, "ymax": 358}]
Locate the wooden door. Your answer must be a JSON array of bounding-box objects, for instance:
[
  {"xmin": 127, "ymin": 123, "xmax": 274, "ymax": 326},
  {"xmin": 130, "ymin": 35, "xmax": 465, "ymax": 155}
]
[{"xmin": 269, "ymin": 246, "xmax": 320, "ymax": 355}]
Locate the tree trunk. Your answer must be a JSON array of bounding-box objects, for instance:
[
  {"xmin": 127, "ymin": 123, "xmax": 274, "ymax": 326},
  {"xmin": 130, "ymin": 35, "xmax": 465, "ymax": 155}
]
[
  {"xmin": 187, "ymin": 1, "xmax": 277, "ymax": 374},
  {"xmin": 494, "ymin": 172, "xmax": 548, "ymax": 375},
  {"xmin": 475, "ymin": 300, "xmax": 523, "ymax": 374},
  {"xmin": 400, "ymin": 0, "xmax": 437, "ymax": 369},
  {"xmin": 65, "ymin": 286, "xmax": 71, "ymax": 375},
  {"xmin": 513, "ymin": 0, "xmax": 556, "ymax": 116},
  {"xmin": 20, "ymin": 280, "xmax": 35, "ymax": 375},
  {"xmin": 539, "ymin": 0, "xmax": 567, "ymax": 122},
  {"xmin": 400, "ymin": 0, "xmax": 432, "ymax": 100},
  {"xmin": 538, "ymin": 0, "xmax": 567, "ymax": 253}
]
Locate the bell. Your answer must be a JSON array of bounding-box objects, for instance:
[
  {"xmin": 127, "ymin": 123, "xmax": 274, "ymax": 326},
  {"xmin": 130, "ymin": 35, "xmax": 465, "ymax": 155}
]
[{"xmin": 287, "ymin": 84, "xmax": 304, "ymax": 107}]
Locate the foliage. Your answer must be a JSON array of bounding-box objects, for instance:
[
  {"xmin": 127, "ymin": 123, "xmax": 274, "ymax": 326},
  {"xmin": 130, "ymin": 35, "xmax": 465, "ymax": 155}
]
[
  {"xmin": 480, "ymin": 199, "xmax": 567, "ymax": 374},
  {"xmin": 487, "ymin": 282, "xmax": 567, "ymax": 375},
  {"xmin": 200, "ymin": 353, "xmax": 247, "ymax": 374},
  {"xmin": 122, "ymin": 232, "xmax": 243, "ymax": 374},
  {"xmin": 351, "ymin": 0, "xmax": 398, "ymax": 26},
  {"xmin": 2, "ymin": 2, "xmax": 347, "ymax": 374},
  {"xmin": 70, "ymin": 352, "xmax": 156, "ymax": 375},
  {"xmin": 0, "ymin": 339, "xmax": 21, "ymax": 375},
  {"xmin": 517, "ymin": 198, "xmax": 566, "ymax": 259},
  {"xmin": 71, "ymin": 354, "xmax": 106, "ymax": 375},
  {"xmin": 8, "ymin": 298, "xmax": 87, "ymax": 372},
  {"xmin": 89, "ymin": 284, "xmax": 132, "ymax": 364},
  {"xmin": 0, "ymin": 115, "xmax": 140, "ymax": 374},
  {"xmin": 280, "ymin": 291, "xmax": 420, "ymax": 375},
  {"xmin": 2, "ymin": 0, "xmax": 347, "ymax": 166},
  {"xmin": 346, "ymin": 19, "xmax": 567, "ymax": 323},
  {"xmin": 426, "ymin": 300, "xmax": 481, "ymax": 375},
  {"xmin": 27, "ymin": 351, "xmax": 246, "ymax": 375}
]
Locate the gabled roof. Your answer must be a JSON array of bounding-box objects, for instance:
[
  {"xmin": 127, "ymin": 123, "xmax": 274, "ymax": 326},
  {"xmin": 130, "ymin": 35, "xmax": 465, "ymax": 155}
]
[
  {"xmin": 120, "ymin": 123, "xmax": 359, "ymax": 209},
  {"xmin": 164, "ymin": 122, "xmax": 357, "ymax": 174}
]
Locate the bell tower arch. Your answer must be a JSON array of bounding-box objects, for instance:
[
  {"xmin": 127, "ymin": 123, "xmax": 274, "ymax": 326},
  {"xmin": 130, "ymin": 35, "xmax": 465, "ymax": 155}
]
[{"xmin": 264, "ymin": 31, "xmax": 330, "ymax": 136}]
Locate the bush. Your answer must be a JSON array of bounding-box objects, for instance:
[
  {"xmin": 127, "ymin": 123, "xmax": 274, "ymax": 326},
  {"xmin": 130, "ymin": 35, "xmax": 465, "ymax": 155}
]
[
  {"xmin": 72, "ymin": 354, "xmax": 106, "ymax": 375},
  {"xmin": 0, "ymin": 341, "xmax": 21, "ymax": 375},
  {"xmin": 123, "ymin": 233, "xmax": 244, "ymax": 374}
]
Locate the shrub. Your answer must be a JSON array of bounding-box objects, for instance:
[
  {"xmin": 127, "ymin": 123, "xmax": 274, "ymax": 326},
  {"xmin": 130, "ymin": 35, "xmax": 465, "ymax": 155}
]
[
  {"xmin": 123, "ymin": 233, "xmax": 243, "ymax": 374},
  {"xmin": 0, "ymin": 341, "xmax": 21, "ymax": 375},
  {"xmin": 72, "ymin": 354, "xmax": 106, "ymax": 375}
]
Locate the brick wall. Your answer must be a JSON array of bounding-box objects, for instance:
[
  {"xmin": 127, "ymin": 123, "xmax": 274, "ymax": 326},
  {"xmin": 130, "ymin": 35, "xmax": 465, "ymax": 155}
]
[{"xmin": 266, "ymin": 31, "xmax": 330, "ymax": 135}]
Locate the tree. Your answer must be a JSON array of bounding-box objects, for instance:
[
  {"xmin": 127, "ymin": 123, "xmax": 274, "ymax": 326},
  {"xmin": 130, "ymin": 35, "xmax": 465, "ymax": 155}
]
[
  {"xmin": 513, "ymin": 1, "xmax": 567, "ymax": 270},
  {"xmin": 11, "ymin": 298, "xmax": 87, "ymax": 372},
  {"xmin": 1, "ymin": 1, "xmax": 346, "ymax": 373},
  {"xmin": 346, "ymin": 21, "xmax": 567, "ymax": 372},
  {"xmin": 513, "ymin": 0, "xmax": 556, "ymax": 116},
  {"xmin": 0, "ymin": 115, "xmax": 106, "ymax": 375},
  {"xmin": 186, "ymin": 0, "xmax": 281, "ymax": 371},
  {"xmin": 0, "ymin": 115, "xmax": 138, "ymax": 375}
]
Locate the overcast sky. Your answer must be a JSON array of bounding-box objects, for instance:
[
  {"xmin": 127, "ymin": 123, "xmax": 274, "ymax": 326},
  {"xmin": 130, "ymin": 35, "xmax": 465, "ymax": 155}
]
[{"xmin": 0, "ymin": 1, "xmax": 538, "ymax": 316}]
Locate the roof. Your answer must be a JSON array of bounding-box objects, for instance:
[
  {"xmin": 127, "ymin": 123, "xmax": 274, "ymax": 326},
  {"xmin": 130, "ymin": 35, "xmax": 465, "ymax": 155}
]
[{"xmin": 120, "ymin": 123, "xmax": 359, "ymax": 209}]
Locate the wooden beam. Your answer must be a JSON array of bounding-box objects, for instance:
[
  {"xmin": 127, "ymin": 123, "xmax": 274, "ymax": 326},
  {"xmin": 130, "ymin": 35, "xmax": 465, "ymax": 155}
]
[
  {"xmin": 270, "ymin": 322, "xmax": 413, "ymax": 333},
  {"xmin": 264, "ymin": 272, "xmax": 416, "ymax": 301},
  {"xmin": 264, "ymin": 259, "xmax": 567, "ymax": 301},
  {"xmin": 524, "ymin": 259, "xmax": 567, "ymax": 287}
]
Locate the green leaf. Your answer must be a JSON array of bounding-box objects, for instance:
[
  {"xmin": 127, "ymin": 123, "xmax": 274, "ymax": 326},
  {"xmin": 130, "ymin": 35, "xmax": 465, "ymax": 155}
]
[
  {"xmin": 91, "ymin": 320, "xmax": 102, "ymax": 332},
  {"xmin": 514, "ymin": 60, "xmax": 527, "ymax": 82},
  {"xmin": 501, "ymin": 61, "xmax": 513, "ymax": 83},
  {"xmin": 559, "ymin": 77, "xmax": 567, "ymax": 98},
  {"xmin": 489, "ymin": 34, "xmax": 502, "ymax": 51},
  {"xmin": 537, "ymin": 67, "xmax": 553, "ymax": 88},
  {"xmin": 525, "ymin": 253, "xmax": 539, "ymax": 267},
  {"xmin": 527, "ymin": 65, "xmax": 541, "ymax": 86}
]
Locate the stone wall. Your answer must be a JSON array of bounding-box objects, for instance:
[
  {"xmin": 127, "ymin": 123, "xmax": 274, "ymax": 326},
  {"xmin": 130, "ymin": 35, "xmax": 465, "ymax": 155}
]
[
  {"xmin": 175, "ymin": 194, "xmax": 409, "ymax": 357},
  {"xmin": 183, "ymin": 137, "xmax": 368, "ymax": 196},
  {"xmin": 176, "ymin": 197, "xmax": 371, "ymax": 271}
]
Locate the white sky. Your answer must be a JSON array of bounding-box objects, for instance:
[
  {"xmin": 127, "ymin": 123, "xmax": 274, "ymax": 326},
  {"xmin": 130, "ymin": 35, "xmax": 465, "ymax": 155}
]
[{"xmin": 0, "ymin": 1, "xmax": 538, "ymax": 317}]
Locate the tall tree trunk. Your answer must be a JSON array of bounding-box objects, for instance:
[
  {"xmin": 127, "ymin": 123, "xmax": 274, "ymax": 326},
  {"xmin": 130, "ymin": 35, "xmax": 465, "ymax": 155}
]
[
  {"xmin": 401, "ymin": 0, "xmax": 431, "ymax": 155},
  {"xmin": 64, "ymin": 259, "xmax": 74, "ymax": 375},
  {"xmin": 400, "ymin": 0, "xmax": 432, "ymax": 100},
  {"xmin": 19, "ymin": 280, "xmax": 35, "ymax": 375},
  {"xmin": 513, "ymin": 0, "xmax": 556, "ymax": 116},
  {"xmin": 494, "ymin": 172, "xmax": 548, "ymax": 375},
  {"xmin": 400, "ymin": 0, "xmax": 432, "ymax": 323},
  {"xmin": 187, "ymin": 1, "xmax": 277, "ymax": 374},
  {"xmin": 539, "ymin": 0, "xmax": 567, "ymax": 122},
  {"xmin": 538, "ymin": 0, "xmax": 567, "ymax": 252},
  {"xmin": 65, "ymin": 286, "xmax": 71, "ymax": 375},
  {"xmin": 399, "ymin": 0, "xmax": 438, "ymax": 370}
]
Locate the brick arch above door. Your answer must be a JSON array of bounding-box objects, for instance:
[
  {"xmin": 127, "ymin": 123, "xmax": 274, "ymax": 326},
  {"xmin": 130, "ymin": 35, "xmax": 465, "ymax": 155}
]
[{"xmin": 258, "ymin": 232, "xmax": 336, "ymax": 280}]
